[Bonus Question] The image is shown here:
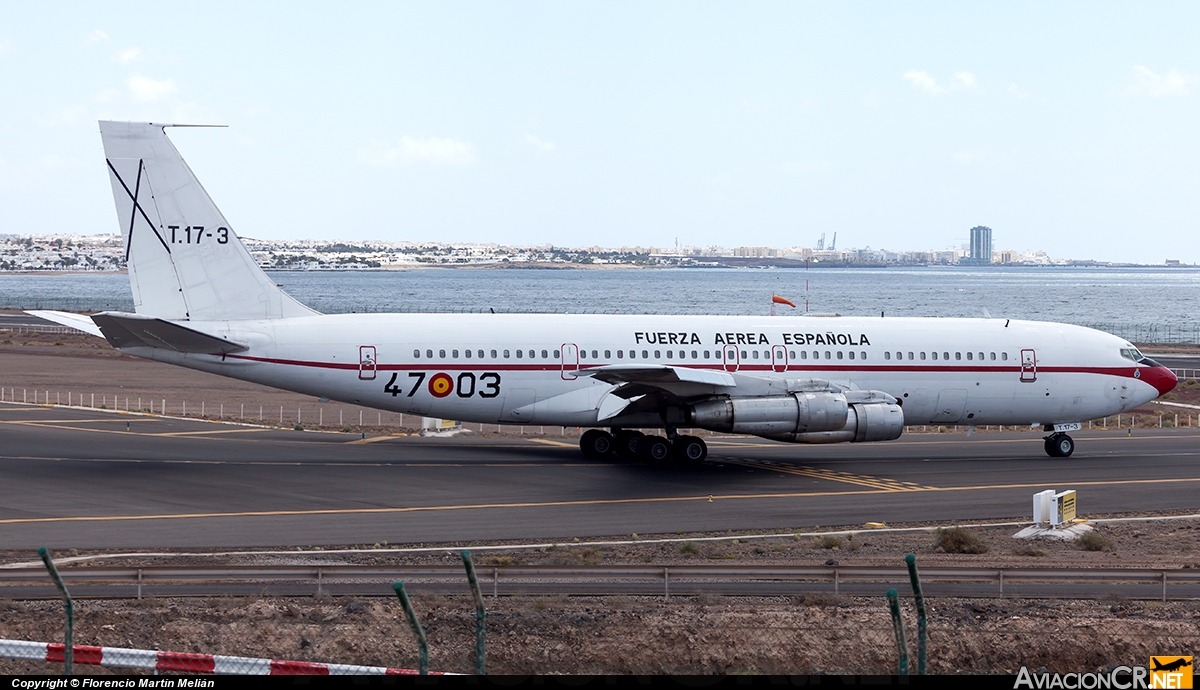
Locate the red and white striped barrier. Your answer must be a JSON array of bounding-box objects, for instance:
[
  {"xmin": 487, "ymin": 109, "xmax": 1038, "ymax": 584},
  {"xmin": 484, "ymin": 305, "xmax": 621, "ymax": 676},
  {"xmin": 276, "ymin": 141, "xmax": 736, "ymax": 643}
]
[{"xmin": 0, "ymin": 639, "xmax": 443, "ymax": 675}]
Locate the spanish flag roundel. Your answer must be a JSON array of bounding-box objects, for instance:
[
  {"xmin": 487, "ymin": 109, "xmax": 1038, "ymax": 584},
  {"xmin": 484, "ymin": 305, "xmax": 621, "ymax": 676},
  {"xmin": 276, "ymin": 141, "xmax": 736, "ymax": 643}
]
[{"xmin": 428, "ymin": 373, "xmax": 454, "ymax": 398}]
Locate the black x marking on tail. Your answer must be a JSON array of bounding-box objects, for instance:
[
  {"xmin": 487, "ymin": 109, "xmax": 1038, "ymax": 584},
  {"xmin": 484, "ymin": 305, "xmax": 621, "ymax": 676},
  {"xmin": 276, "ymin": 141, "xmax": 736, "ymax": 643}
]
[{"xmin": 106, "ymin": 158, "xmax": 172, "ymax": 260}]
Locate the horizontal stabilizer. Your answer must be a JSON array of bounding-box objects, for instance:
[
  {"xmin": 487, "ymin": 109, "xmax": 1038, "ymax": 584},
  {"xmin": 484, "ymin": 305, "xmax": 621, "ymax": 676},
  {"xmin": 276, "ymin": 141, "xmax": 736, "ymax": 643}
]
[
  {"xmin": 24, "ymin": 310, "xmax": 104, "ymax": 338},
  {"xmin": 574, "ymin": 364, "xmax": 736, "ymax": 388},
  {"xmin": 91, "ymin": 312, "xmax": 247, "ymax": 354}
]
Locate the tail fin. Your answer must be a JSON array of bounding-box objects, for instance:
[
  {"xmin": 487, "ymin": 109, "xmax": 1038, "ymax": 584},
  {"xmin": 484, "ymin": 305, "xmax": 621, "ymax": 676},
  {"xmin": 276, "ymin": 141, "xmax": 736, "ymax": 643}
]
[{"xmin": 99, "ymin": 121, "xmax": 316, "ymax": 321}]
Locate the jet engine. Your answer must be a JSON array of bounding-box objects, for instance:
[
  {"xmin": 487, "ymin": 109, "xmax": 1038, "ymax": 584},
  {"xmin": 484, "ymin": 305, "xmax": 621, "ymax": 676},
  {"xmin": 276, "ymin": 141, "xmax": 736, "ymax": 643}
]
[
  {"xmin": 767, "ymin": 400, "xmax": 904, "ymax": 444},
  {"xmin": 687, "ymin": 390, "xmax": 904, "ymax": 443},
  {"xmin": 688, "ymin": 391, "xmax": 849, "ymax": 436}
]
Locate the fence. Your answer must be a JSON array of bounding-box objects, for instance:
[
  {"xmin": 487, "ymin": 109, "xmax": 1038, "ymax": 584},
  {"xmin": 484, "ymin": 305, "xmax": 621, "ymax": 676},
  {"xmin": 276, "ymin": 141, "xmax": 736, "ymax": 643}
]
[{"xmin": 2, "ymin": 564, "xmax": 1200, "ymax": 602}]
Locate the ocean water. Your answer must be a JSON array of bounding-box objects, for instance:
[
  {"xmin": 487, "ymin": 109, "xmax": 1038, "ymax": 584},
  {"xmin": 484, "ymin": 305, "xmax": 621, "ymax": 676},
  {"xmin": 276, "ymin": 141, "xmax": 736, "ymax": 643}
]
[{"xmin": 2, "ymin": 266, "xmax": 1198, "ymax": 342}]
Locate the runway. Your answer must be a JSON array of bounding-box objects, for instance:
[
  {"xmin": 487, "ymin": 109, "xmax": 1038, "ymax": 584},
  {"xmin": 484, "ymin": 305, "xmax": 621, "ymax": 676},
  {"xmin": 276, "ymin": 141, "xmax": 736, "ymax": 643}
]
[{"xmin": 2, "ymin": 401, "xmax": 1199, "ymax": 550}]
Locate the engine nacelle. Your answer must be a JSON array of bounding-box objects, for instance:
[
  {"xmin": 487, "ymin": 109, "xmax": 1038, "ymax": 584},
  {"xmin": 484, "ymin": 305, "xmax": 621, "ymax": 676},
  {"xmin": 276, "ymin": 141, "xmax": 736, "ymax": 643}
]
[
  {"xmin": 766, "ymin": 402, "xmax": 905, "ymax": 444},
  {"xmin": 688, "ymin": 392, "xmax": 849, "ymax": 436}
]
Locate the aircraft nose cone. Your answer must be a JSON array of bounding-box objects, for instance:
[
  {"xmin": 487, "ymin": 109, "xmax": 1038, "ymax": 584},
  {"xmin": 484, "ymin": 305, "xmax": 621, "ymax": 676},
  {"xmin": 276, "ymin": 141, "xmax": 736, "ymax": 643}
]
[{"xmin": 1141, "ymin": 365, "xmax": 1178, "ymax": 397}]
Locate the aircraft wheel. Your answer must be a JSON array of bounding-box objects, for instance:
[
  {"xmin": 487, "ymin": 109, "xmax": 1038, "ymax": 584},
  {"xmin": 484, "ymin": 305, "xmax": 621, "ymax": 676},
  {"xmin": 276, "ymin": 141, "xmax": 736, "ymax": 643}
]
[
  {"xmin": 674, "ymin": 436, "xmax": 708, "ymax": 464},
  {"xmin": 1044, "ymin": 433, "xmax": 1075, "ymax": 458},
  {"xmin": 639, "ymin": 435, "xmax": 672, "ymax": 462},
  {"xmin": 580, "ymin": 429, "xmax": 614, "ymax": 458},
  {"xmin": 1052, "ymin": 434, "xmax": 1075, "ymax": 457},
  {"xmin": 614, "ymin": 430, "xmax": 643, "ymax": 459}
]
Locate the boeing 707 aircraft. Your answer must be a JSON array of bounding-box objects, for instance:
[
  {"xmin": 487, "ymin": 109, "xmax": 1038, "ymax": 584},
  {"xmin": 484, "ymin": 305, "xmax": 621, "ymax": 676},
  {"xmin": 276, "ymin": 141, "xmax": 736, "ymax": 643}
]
[{"xmin": 32, "ymin": 122, "xmax": 1178, "ymax": 462}]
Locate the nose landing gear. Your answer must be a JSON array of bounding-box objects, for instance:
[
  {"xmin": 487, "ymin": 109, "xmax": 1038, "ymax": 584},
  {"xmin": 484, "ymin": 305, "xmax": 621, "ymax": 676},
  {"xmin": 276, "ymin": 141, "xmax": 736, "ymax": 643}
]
[{"xmin": 1044, "ymin": 433, "xmax": 1075, "ymax": 457}]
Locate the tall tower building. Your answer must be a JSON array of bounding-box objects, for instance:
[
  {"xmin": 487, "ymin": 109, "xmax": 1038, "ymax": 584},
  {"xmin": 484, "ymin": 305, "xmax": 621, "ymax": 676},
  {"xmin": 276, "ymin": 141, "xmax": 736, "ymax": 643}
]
[{"xmin": 964, "ymin": 226, "xmax": 993, "ymax": 265}]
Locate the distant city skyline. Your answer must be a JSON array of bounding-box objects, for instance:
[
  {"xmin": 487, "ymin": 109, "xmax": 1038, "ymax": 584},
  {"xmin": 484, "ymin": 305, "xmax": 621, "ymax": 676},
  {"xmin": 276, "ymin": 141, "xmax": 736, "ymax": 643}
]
[
  {"xmin": 1, "ymin": 4, "xmax": 1197, "ymax": 264},
  {"xmin": 2, "ymin": 232, "xmax": 1193, "ymax": 272}
]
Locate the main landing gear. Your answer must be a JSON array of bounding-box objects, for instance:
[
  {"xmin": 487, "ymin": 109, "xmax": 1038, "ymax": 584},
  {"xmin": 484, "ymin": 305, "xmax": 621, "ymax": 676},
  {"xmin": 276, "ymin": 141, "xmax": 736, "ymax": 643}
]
[
  {"xmin": 1043, "ymin": 433, "xmax": 1075, "ymax": 458},
  {"xmin": 580, "ymin": 429, "xmax": 708, "ymax": 464}
]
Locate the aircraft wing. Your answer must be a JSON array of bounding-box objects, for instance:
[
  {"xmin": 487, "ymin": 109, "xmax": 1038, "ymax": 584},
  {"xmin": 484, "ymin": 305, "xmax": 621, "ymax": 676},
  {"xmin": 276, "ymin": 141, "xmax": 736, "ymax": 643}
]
[
  {"xmin": 24, "ymin": 310, "xmax": 104, "ymax": 338},
  {"xmin": 573, "ymin": 364, "xmax": 736, "ymax": 388},
  {"xmin": 90, "ymin": 312, "xmax": 248, "ymax": 354}
]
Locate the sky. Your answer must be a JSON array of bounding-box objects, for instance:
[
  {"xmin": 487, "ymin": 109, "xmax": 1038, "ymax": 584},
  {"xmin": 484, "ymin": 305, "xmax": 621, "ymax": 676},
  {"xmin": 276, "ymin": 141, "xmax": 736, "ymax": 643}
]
[{"xmin": 1, "ymin": 2, "xmax": 1198, "ymax": 263}]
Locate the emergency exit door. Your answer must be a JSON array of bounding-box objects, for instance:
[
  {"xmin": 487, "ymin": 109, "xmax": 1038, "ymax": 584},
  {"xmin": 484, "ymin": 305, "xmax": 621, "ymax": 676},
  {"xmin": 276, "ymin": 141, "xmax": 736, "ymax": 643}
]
[
  {"xmin": 1020, "ymin": 349, "xmax": 1037, "ymax": 382},
  {"xmin": 359, "ymin": 346, "xmax": 377, "ymax": 380}
]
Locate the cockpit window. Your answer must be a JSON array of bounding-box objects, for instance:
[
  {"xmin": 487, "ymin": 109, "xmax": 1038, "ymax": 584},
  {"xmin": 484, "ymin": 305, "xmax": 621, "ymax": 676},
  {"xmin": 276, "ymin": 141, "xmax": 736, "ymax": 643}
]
[{"xmin": 1120, "ymin": 348, "xmax": 1146, "ymax": 363}]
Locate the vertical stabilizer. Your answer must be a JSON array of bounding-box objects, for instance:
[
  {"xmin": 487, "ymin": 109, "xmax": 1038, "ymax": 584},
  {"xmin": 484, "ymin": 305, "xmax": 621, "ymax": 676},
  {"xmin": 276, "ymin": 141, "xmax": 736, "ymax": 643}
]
[{"xmin": 99, "ymin": 121, "xmax": 316, "ymax": 321}]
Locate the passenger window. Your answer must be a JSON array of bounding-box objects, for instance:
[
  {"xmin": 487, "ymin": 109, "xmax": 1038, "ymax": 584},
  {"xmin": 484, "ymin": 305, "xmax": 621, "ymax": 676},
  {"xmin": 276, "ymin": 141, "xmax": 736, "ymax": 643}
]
[
  {"xmin": 908, "ymin": 352, "xmax": 914, "ymax": 360},
  {"xmin": 990, "ymin": 352, "xmax": 996, "ymax": 360},
  {"xmin": 692, "ymin": 350, "xmax": 698, "ymax": 359},
  {"xmin": 553, "ymin": 350, "xmax": 560, "ymax": 358},
  {"xmin": 452, "ymin": 350, "xmax": 459, "ymax": 358},
  {"xmin": 589, "ymin": 350, "xmax": 596, "ymax": 359},
  {"xmin": 967, "ymin": 352, "xmax": 973, "ymax": 360},
  {"xmin": 666, "ymin": 350, "xmax": 673, "ymax": 359},
  {"xmin": 884, "ymin": 351, "xmax": 891, "ymax": 360},
  {"xmin": 955, "ymin": 352, "xmax": 961, "ymax": 360},
  {"xmin": 491, "ymin": 350, "xmax": 497, "ymax": 359},
  {"xmin": 943, "ymin": 352, "xmax": 949, "ymax": 360},
  {"xmin": 503, "ymin": 350, "xmax": 510, "ymax": 358},
  {"xmin": 617, "ymin": 350, "xmax": 624, "ymax": 359},
  {"xmin": 464, "ymin": 349, "xmax": 471, "ymax": 358},
  {"xmin": 542, "ymin": 350, "xmax": 549, "ymax": 359},
  {"xmin": 920, "ymin": 352, "xmax": 926, "ymax": 360},
  {"xmin": 703, "ymin": 350, "xmax": 710, "ymax": 359},
  {"xmin": 788, "ymin": 350, "xmax": 795, "ymax": 359},
  {"xmin": 655, "ymin": 350, "xmax": 661, "ymax": 358},
  {"xmin": 477, "ymin": 350, "xmax": 484, "ymax": 358},
  {"xmin": 848, "ymin": 351, "xmax": 855, "ymax": 360},
  {"xmin": 979, "ymin": 352, "xmax": 984, "ymax": 361},
  {"xmin": 826, "ymin": 351, "xmax": 832, "ymax": 359},
  {"xmin": 742, "ymin": 350, "xmax": 749, "ymax": 359},
  {"xmin": 1001, "ymin": 352, "xmax": 1008, "ymax": 361},
  {"xmin": 413, "ymin": 349, "xmax": 420, "ymax": 358},
  {"xmin": 896, "ymin": 352, "xmax": 903, "ymax": 360},
  {"xmin": 860, "ymin": 351, "xmax": 866, "ymax": 360},
  {"xmin": 931, "ymin": 352, "xmax": 938, "ymax": 360},
  {"xmin": 605, "ymin": 350, "xmax": 611, "ymax": 359},
  {"xmin": 426, "ymin": 350, "xmax": 433, "ymax": 359},
  {"xmin": 438, "ymin": 349, "xmax": 446, "ymax": 359},
  {"xmin": 801, "ymin": 351, "xmax": 808, "ymax": 359},
  {"xmin": 751, "ymin": 351, "xmax": 759, "ymax": 360},
  {"xmin": 813, "ymin": 351, "xmax": 820, "ymax": 360},
  {"xmin": 516, "ymin": 350, "xmax": 523, "ymax": 359}
]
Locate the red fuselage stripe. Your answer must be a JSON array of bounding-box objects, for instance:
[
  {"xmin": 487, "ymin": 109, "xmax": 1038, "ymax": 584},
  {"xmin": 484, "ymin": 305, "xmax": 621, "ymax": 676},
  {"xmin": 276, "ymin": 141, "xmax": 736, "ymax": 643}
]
[{"xmin": 223, "ymin": 354, "xmax": 1144, "ymax": 379}]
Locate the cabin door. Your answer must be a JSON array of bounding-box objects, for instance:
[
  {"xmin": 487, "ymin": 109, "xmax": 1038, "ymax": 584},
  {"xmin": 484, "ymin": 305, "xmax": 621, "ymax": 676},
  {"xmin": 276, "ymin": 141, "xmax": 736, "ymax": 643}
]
[
  {"xmin": 722, "ymin": 345, "xmax": 740, "ymax": 372},
  {"xmin": 1020, "ymin": 349, "xmax": 1037, "ymax": 382},
  {"xmin": 358, "ymin": 346, "xmax": 377, "ymax": 380},
  {"xmin": 771, "ymin": 345, "xmax": 788, "ymax": 373},
  {"xmin": 561, "ymin": 343, "xmax": 579, "ymax": 380}
]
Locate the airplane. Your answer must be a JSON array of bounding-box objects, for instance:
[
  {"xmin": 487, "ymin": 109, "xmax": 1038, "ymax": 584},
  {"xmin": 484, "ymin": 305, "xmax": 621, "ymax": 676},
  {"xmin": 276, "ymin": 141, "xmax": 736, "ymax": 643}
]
[{"xmin": 32, "ymin": 121, "xmax": 1178, "ymax": 462}]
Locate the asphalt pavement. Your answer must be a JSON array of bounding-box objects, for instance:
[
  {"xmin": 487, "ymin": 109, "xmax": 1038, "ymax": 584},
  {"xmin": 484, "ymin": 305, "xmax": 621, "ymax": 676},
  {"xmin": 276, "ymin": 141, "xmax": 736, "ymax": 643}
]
[{"xmin": 2, "ymin": 401, "xmax": 1199, "ymax": 550}]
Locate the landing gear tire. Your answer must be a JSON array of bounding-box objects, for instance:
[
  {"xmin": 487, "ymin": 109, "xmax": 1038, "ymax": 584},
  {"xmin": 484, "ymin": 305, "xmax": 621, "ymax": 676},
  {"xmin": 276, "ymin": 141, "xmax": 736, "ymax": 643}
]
[
  {"xmin": 580, "ymin": 429, "xmax": 614, "ymax": 458},
  {"xmin": 614, "ymin": 430, "xmax": 643, "ymax": 459},
  {"xmin": 1044, "ymin": 433, "xmax": 1075, "ymax": 458},
  {"xmin": 674, "ymin": 435, "xmax": 708, "ymax": 464},
  {"xmin": 639, "ymin": 435, "xmax": 672, "ymax": 462}
]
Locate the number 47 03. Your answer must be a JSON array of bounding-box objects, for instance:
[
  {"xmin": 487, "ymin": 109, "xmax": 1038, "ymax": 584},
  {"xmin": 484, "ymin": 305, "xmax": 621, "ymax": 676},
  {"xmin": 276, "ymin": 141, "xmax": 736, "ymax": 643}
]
[{"xmin": 384, "ymin": 372, "xmax": 501, "ymax": 398}]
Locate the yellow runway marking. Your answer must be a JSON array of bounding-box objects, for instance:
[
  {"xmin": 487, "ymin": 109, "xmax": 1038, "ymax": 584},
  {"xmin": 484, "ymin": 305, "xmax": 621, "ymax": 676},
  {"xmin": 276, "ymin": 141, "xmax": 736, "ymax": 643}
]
[
  {"xmin": 527, "ymin": 438, "xmax": 577, "ymax": 448},
  {"xmin": 148, "ymin": 428, "xmax": 274, "ymax": 437},
  {"xmin": 346, "ymin": 434, "xmax": 413, "ymax": 444},
  {"xmin": 725, "ymin": 458, "xmax": 936, "ymax": 491},
  {"xmin": 5, "ymin": 475, "xmax": 1200, "ymax": 526},
  {"xmin": 0, "ymin": 418, "xmax": 160, "ymax": 424}
]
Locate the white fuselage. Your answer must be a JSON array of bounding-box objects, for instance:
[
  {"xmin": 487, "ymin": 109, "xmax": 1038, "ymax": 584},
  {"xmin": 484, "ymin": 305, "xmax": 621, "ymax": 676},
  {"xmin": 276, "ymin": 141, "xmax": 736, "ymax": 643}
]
[{"xmin": 129, "ymin": 313, "xmax": 1165, "ymax": 430}]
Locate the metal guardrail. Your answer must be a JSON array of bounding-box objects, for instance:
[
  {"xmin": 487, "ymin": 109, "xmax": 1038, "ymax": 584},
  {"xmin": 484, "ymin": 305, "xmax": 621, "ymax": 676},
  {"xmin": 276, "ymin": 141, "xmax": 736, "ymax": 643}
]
[
  {"xmin": 2, "ymin": 564, "xmax": 1199, "ymax": 601},
  {"xmin": 1171, "ymin": 368, "xmax": 1199, "ymax": 380}
]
